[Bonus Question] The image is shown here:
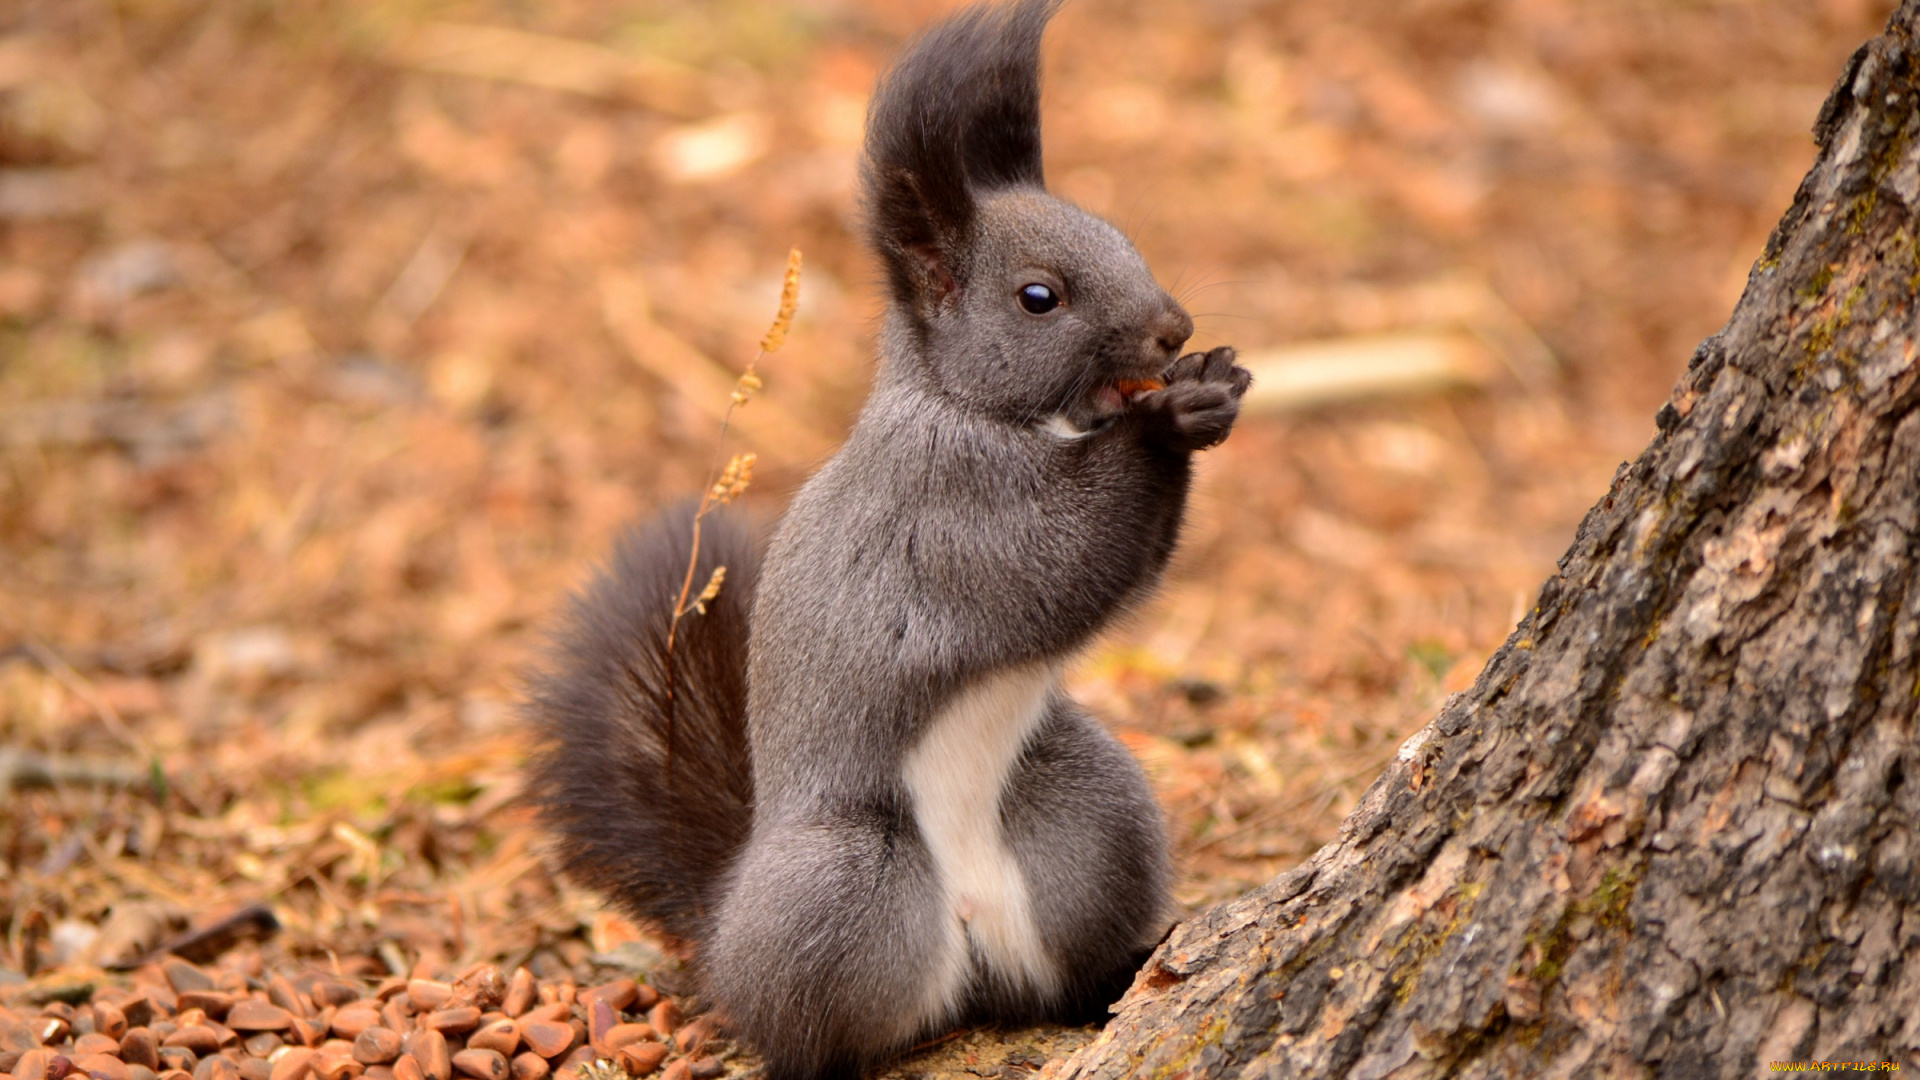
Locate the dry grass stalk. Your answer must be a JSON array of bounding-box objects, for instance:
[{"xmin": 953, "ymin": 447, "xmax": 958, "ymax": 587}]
[
  {"xmin": 661, "ymin": 249, "xmax": 802, "ymax": 766},
  {"xmin": 596, "ymin": 269, "xmax": 832, "ymax": 462},
  {"xmin": 689, "ymin": 566, "xmax": 726, "ymax": 617},
  {"xmin": 759, "ymin": 249, "xmax": 802, "ymax": 354},
  {"xmin": 709, "ymin": 452, "xmax": 756, "ymax": 504}
]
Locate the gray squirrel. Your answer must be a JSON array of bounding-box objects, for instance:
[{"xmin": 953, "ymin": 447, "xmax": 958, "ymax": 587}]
[{"xmin": 525, "ymin": 1, "xmax": 1250, "ymax": 1076}]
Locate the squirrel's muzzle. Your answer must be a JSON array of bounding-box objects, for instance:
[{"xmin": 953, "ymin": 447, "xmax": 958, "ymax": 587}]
[{"xmin": 1148, "ymin": 302, "xmax": 1194, "ymax": 365}]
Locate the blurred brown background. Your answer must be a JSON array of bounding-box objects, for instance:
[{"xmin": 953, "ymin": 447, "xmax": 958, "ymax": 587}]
[{"xmin": 0, "ymin": 0, "xmax": 1895, "ymax": 979}]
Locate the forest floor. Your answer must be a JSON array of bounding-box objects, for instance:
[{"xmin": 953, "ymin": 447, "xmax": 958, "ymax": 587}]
[{"xmin": 0, "ymin": 0, "xmax": 1895, "ymax": 1075}]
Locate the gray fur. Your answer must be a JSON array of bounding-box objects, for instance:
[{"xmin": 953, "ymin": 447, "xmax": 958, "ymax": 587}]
[
  {"xmin": 528, "ymin": 3, "xmax": 1250, "ymax": 1078},
  {"xmin": 524, "ymin": 504, "xmax": 755, "ymax": 945}
]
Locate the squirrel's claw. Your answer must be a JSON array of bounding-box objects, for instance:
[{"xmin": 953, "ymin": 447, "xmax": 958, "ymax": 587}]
[
  {"xmin": 1139, "ymin": 346, "xmax": 1250, "ymax": 451},
  {"xmin": 1166, "ymin": 346, "xmax": 1248, "ymax": 392}
]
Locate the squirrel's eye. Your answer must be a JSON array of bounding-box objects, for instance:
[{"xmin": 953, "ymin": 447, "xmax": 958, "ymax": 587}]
[{"xmin": 1017, "ymin": 283, "xmax": 1060, "ymax": 315}]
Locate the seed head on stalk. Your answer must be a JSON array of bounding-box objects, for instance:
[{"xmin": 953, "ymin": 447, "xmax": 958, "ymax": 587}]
[{"xmin": 662, "ymin": 248, "xmax": 802, "ymax": 771}]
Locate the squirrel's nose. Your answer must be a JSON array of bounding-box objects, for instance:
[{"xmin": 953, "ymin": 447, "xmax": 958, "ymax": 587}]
[{"xmin": 1148, "ymin": 303, "xmax": 1194, "ymax": 358}]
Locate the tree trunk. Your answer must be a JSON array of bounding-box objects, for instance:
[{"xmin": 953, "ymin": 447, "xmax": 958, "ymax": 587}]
[{"xmin": 1059, "ymin": 6, "xmax": 1920, "ymax": 1077}]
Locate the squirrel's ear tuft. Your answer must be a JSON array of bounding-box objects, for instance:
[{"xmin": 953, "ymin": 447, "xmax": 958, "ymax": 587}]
[{"xmin": 860, "ymin": 0, "xmax": 1059, "ymax": 315}]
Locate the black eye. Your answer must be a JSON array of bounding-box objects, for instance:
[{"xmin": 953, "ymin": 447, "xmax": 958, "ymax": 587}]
[{"xmin": 1017, "ymin": 283, "xmax": 1060, "ymax": 315}]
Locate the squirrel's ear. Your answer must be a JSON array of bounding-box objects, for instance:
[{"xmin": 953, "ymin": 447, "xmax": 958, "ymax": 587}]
[{"xmin": 860, "ymin": 0, "xmax": 1058, "ymax": 317}]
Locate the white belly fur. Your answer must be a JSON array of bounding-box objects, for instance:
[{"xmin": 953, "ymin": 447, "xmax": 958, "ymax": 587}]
[{"xmin": 902, "ymin": 663, "xmax": 1061, "ymax": 1011}]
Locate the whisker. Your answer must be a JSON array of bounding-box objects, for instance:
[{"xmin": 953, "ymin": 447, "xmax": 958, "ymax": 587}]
[
  {"xmin": 1173, "ymin": 264, "xmax": 1219, "ymax": 296},
  {"xmin": 1167, "ymin": 261, "xmax": 1194, "ymax": 298},
  {"xmin": 1176, "ymin": 278, "xmax": 1262, "ymax": 305},
  {"xmin": 1116, "ymin": 179, "xmax": 1163, "ymax": 243}
]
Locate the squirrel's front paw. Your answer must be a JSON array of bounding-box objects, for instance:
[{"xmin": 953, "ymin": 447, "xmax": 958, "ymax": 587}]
[{"xmin": 1138, "ymin": 346, "xmax": 1251, "ymax": 452}]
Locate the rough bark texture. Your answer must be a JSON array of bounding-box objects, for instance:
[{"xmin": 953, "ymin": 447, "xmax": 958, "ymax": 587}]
[{"xmin": 1058, "ymin": 6, "xmax": 1920, "ymax": 1077}]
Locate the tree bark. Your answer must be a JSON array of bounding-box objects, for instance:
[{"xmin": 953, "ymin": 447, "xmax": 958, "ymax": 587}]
[{"xmin": 1059, "ymin": 6, "xmax": 1920, "ymax": 1077}]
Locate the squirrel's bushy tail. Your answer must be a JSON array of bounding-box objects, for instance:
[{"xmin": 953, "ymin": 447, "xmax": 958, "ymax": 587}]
[{"xmin": 525, "ymin": 504, "xmax": 756, "ymax": 945}]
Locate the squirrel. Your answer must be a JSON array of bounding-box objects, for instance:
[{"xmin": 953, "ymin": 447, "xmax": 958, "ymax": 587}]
[{"xmin": 525, "ymin": 1, "xmax": 1251, "ymax": 1077}]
